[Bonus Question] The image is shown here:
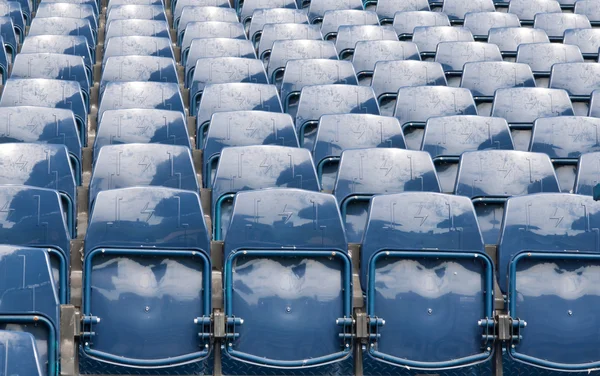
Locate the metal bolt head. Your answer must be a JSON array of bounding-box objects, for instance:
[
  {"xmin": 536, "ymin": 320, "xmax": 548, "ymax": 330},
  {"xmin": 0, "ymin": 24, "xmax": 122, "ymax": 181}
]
[
  {"xmin": 228, "ymin": 343, "xmax": 232, "ymax": 347},
  {"xmin": 145, "ymin": 306, "xmax": 150, "ymax": 312},
  {"xmin": 427, "ymin": 308, "xmax": 433, "ymax": 315},
  {"xmin": 286, "ymin": 307, "xmax": 291, "ymax": 313},
  {"xmin": 568, "ymin": 310, "xmax": 573, "ymax": 316},
  {"xmin": 487, "ymin": 347, "xmax": 491, "ymax": 352},
  {"xmin": 512, "ymin": 344, "xmax": 515, "ymax": 349}
]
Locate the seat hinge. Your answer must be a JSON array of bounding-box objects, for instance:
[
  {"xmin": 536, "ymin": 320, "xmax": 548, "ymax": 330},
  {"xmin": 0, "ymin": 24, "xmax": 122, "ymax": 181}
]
[
  {"xmin": 479, "ymin": 315, "xmax": 527, "ymax": 348},
  {"xmin": 81, "ymin": 315, "xmax": 100, "ymax": 344},
  {"xmin": 225, "ymin": 316, "xmax": 243, "ymax": 342},
  {"xmin": 367, "ymin": 317, "xmax": 385, "ymax": 340},
  {"xmin": 336, "ymin": 317, "xmax": 353, "ymax": 349},
  {"xmin": 194, "ymin": 315, "xmax": 212, "ymax": 348}
]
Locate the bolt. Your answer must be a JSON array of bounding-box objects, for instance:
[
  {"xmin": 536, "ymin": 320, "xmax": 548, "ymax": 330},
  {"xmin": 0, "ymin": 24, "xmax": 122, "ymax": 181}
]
[
  {"xmin": 427, "ymin": 308, "xmax": 432, "ymax": 315},
  {"xmin": 145, "ymin": 306, "xmax": 150, "ymax": 312},
  {"xmin": 345, "ymin": 343, "xmax": 349, "ymax": 348},
  {"xmin": 512, "ymin": 344, "xmax": 515, "ymax": 349},
  {"xmin": 205, "ymin": 344, "xmax": 209, "ymax": 348},
  {"xmin": 568, "ymin": 310, "xmax": 573, "ymax": 316},
  {"xmin": 228, "ymin": 343, "xmax": 232, "ymax": 347},
  {"xmin": 286, "ymin": 307, "xmax": 291, "ymax": 313},
  {"xmin": 487, "ymin": 347, "xmax": 491, "ymax": 352}
]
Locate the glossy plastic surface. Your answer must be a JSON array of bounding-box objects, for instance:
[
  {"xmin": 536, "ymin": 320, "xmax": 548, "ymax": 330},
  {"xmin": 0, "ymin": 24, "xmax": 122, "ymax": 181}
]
[
  {"xmin": 533, "ymin": 12, "xmax": 591, "ymax": 39},
  {"xmin": 574, "ymin": 152, "xmax": 600, "ymax": 195},
  {"xmin": 247, "ymin": 8, "xmax": 307, "ymax": 42},
  {"xmin": 36, "ymin": 3, "xmax": 96, "ymax": 34},
  {"xmin": 28, "ymin": 17, "xmax": 94, "ymax": 54},
  {"xmin": 371, "ymin": 60, "xmax": 446, "ymax": 100},
  {"xmin": 306, "ymin": 0, "xmax": 362, "ymax": 22},
  {"xmin": 240, "ymin": 0, "xmax": 296, "ymax": 24},
  {"xmin": 442, "ymin": 0, "xmax": 495, "ymax": 21},
  {"xmin": 461, "ymin": 62, "xmax": 535, "ymax": 99},
  {"xmin": 575, "ymin": 0, "xmax": 600, "ymax": 22},
  {"xmin": 266, "ymin": 40, "xmax": 337, "ymax": 82},
  {"xmin": 20, "ymin": 36, "xmax": 92, "ymax": 74},
  {"xmin": 351, "ymin": 40, "xmax": 420, "ymax": 77},
  {"xmin": 0, "ymin": 331, "xmax": 43, "ymax": 376},
  {"xmin": 463, "ymin": 11, "xmax": 520, "ymax": 39},
  {"xmin": 103, "ymin": 36, "xmax": 175, "ymax": 66},
  {"xmin": 563, "ymin": 28, "xmax": 600, "ymax": 58},
  {"xmin": 487, "ymin": 27, "xmax": 549, "ymax": 55},
  {"xmin": 375, "ymin": 0, "xmax": 430, "ymax": 23},
  {"xmin": 321, "ymin": 10, "xmax": 379, "ymax": 39},
  {"xmin": 516, "ymin": 43, "xmax": 583, "ymax": 75},
  {"xmin": 177, "ymin": 6, "xmax": 238, "ymax": 42},
  {"xmin": 106, "ymin": 4, "xmax": 167, "ymax": 25},
  {"xmin": 185, "ymin": 38, "xmax": 256, "ymax": 84},
  {"xmin": 100, "ymin": 56, "xmax": 177, "ymax": 95},
  {"xmin": 335, "ymin": 25, "xmax": 398, "ymax": 58},
  {"xmin": 104, "ymin": 19, "xmax": 170, "ymax": 40},
  {"xmin": 393, "ymin": 11, "xmax": 450, "ymax": 38},
  {"xmin": 412, "ymin": 26, "xmax": 474, "ymax": 55},
  {"xmin": 491, "ymin": 88, "xmax": 575, "ymax": 124},
  {"xmin": 174, "ymin": 0, "xmax": 230, "ymax": 27},
  {"xmin": 180, "ymin": 21, "xmax": 245, "ymax": 64},
  {"xmin": 508, "ymin": 0, "xmax": 562, "ymax": 22},
  {"xmin": 257, "ymin": 23, "xmax": 321, "ymax": 60},
  {"xmin": 435, "ymin": 41, "xmax": 502, "ymax": 73}
]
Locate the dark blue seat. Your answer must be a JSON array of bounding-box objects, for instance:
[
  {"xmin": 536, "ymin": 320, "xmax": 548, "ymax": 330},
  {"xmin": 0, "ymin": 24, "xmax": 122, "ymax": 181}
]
[
  {"xmin": 351, "ymin": 40, "xmax": 420, "ymax": 82},
  {"xmin": 20, "ymin": 36, "xmax": 92, "ymax": 80},
  {"xmin": 313, "ymin": 114, "xmax": 405, "ymax": 190},
  {"xmin": 0, "ymin": 79, "xmax": 88, "ymax": 146},
  {"xmin": 361, "ymin": 192, "xmax": 492, "ymax": 370},
  {"xmin": 196, "ymin": 83, "xmax": 282, "ymax": 146},
  {"xmin": 100, "ymin": 56, "xmax": 178, "ymax": 96},
  {"xmin": 81, "ymin": 187, "xmax": 211, "ymax": 371},
  {"xmin": 498, "ymin": 193, "xmax": 600, "ymax": 371},
  {"xmin": 563, "ymin": 28, "xmax": 600, "ymax": 61},
  {"xmin": 105, "ymin": 19, "xmax": 170, "ymax": 41},
  {"xmin": 392, "ymin": 11, "xmax": 450, "ymax": 39},
  {"xmin": 491, "ymin": 88, "xmax": 575, "ymax": 150},
  {"xmin": 36, "ymin": 3, "xmax": 97, "ymax": 37},
  {"xmin": 7, "ymin": 0, "xmax": 27, "ymax": 24},
  {"xmin": 487, "ymin": 27, "xmax": 549, "ymax": 58},
  {"xmin": 574, "ymin": 151, "xmax": 600, "ymax": 195},
  {"xmin": 95, "ymin": 109, "xmax": 191, "ymax": 160},
  {"xmin": 442, "ymin": 0, "xmax": 495, "ymax": 23},
  {"xmin": 173, "ymin": 0, "xmax": 230, "ymax": 28},
  {"xmin": 247, "ymin": 8, "xmax": 308, "ymax": 44},
  {"xmin": 296, "ymin": 84, "xmax": 379, "ymax": 149},
  {"xmin": 0, "ymin": 245, "xmax": 60, "ymax": 376},
  {"xmin": 266, "ymin": 40, "xmax": 337, "ymax": 85},
  {"xmin": 203, "ymin": 111, "xmax": 298, "ymax": 187},
  {"xmin": 0, "ymin": 16, "xmax": 15, "ymax": 61},
  {"xmin": 575, "ymin": 0, "xmax": 600, "ymax": 25},
  {"xmin": 44, "ymin": 0, "xmax": 98, "ymax": 15},
  {"xmin": 530, "ymin": 116, "xmax": 600, "ymax": 192},
  {"xmin": 306, "ymin": 0, "xmax": 363, "ymax": 23},
  {"xmin": 0, "ymin": 1, "xmax": 25, "ymax": 42},
  {"xmin": 257, "ymin": 23, "xmax": 322, "ymax": 61},
  {"xmin": 180, "ymin": 21, "xmax": 245, "ymax": 64},
  {"xmin": 321, "ymin": 9, "xmax": 379, "ymax": 40},
  {"xmin": 177, "ymin": 6, "xmax": 238, "ymax": 45},
  {"xmin": 221, "ymin": 189, "xmax": 352, "ymax": 372},
  {"xmin": 435, "ymin": 41, "xmax": 502, "ymax": 84},
  {"xmin": 422, "ymin": 115, "xmax": 514, "ymax": 193},
  {"xmin": 463, "ymin": 12, "xmax": 521, "ymax": 41},
  {"xmin": 335, "ymin": 25, "xmax": 398, "ymax": 59},
  {"xmin": 375, "ymin": 0, "xmax": 429, "ymax": 23},
  {"xmin": 334, "ymin": 148, "xmax": 440, "ymax": 242},
  {"xmin": 454, "ymin": 150, "xmax": 560, "ymax": 244},
  {"xmin": 412, "ymin": 26, "xmax": 474, "ymax": 57},
  {"xmin": 28, "ymin": 17, "xmax": 94, "ymax": 61},
  {"xmin": 106, "ymin": 4, "xmax": 167, "ymax": 26},
  {"xmin": 549, "ymin": 63, "xmax": 600, "ymax": 116},
  {"xmin": 394, "ymin": 86, "xmax": 477, "ymax": 149},
  {"xmin": 516, "ymin": 43, "xmax": 583, "ymax": 87},
  {"xmin": 239, "ymin": 0, "xmax": 296, "ymax": 25},
  {"xmin": 533, "ymin": 12, "xmax": 591, "ymax": 41},
  {"xmin": 103, "ymin": 36, "xmax": 175, "ymax": 66},
  {"xmin": 107, "ymin": 0, "xmax": 164, "ymax": 11},
  {"xmin": 212, "ymin": 146, "xmax": 319, "ymax": 240},
  {"xmin": 190, "ymin": 57, "xmax": 268, "ymax": 112},
  {"xmin": 0, "ymin": 36, "xmax": 7, "ymax": 84},
  {"xmin": 508, "ymin": 0, "xmax": 562, "ymax": 24}
]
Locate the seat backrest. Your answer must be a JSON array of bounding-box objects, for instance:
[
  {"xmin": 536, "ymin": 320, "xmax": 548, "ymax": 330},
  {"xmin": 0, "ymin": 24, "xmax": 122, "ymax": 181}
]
[
  {"xmin": 174, "ymin": 0, "xmax": 229, "ymax": 25},
  {"xmin": 180, "ymin": 21, "xmax": 245, "ymax": 63},
  {"xmin": 371, "ymin": 61, "xmax": 446, "ymax": 100},
  {"xmin": 461, "ymin": 62, "xmax": 536, "ymax": 99},
  {"xmin": 103, "ymin": 36, "xmax": 175, "ymax": 65},
  {"xmin": 491, "ymin": 87, "xmax": 575, "ymax": 124},
  {"xmin": 36, "ymin": 3, "xmax": 96, "ymax": 33},
  {"xmin": 0, "ymin": 331, "xmax": 43, "ymax": 376},
  {"xmin": 267, "ymin": 39, "xmax": 337, "ymax": 81},
  {"xmin": 394, "ymin": 86, "xmax": 477, "ymax": 125},
  {"xmin": 549, "ymin": 62, "xmax": 600, "ymax": 98},
  {"xmin": 306, "ymin": 0, "xmax": 363, "ymax": 23},
  {"xmin": 463, "ymin": 11, "xmax": 521, "ymax": 39},
  {"xmin": 100, "ymin": 56, "xmax": 177, "ymax": 94},
  {"xmin": 533, "ymin": 12, "xmax": 591, "ymax": 39},
  {"xmin": 257, "ymin": 23, "xmax": 322, "ymax": 60},
  {"xmin": 28, "ymin": 17, "xmax": 94, "ymax": 51},
  {"xmin": 488, "ymin": 27, "xmax": 549, "ymax": 55},
  {"xmin": 574, "ymin": 151, "xmax": 600, "ymax": 195},
  {"xmin": 375, "ymin": 0, "xmax": 430, "ymax": 23},
  {"xmin": 0, "ymin": 1, "xmax": 25, "ymax": 38},
  {"xmin": 435, "ymin": 41, "xmax": 502, "ymax": 73},
  {"xmin": 239, "ymin": 0, "xmax": 296, "ymax": 24},
  {"xmin": 20, "ymin": 35, "xmax": 92, "ymax": 71},
  {"xmin": 247, "ymin": 8, "xmax": 307, "ymax": 42},
  {"xmin": 508, "ymin": 0, "xmax": 562, "ymax": 22},
  {"xmin": 351, "ymin": 40, "xmax": 420, "ymax": 78},
  {"xmin": 531, "ymin": 116, "xmax": 600, "ymax": 160},
  {"xmin": 393, "ymin": 11, "xmax": 450, "ymax": 38},
  {"xmin": 106, "ymin": 4, "xmax": 167, "ymax": 24},
  {"xmin": 105, "ymin": 19, "xmax": 170, "ymax": 40},
  {"xmin": 563, "ymin": 28, "xmax": 600, "ymax": 58},
  {"xmin": 575, "ymin": 0, "xmax": 600, "ymax": 21},
  {"xmin": 335, "ymin": 25, "xmax": 398, "ymax": 58},
  {"xmin": 185, "ymin": 38, "xmax": 256, "ymax": 83},
  {"xmin": 321, "ymin": 9, "xmax": 379, "ymax": 39},
  {"xmin": 516, "ymin": 43, "xmax": 583, "ymax": 75},
  {"xmin": 412, "ymin": 26, "xmax": 474, "ymax": 55},
  {"xmin": 442, "ymin": 0, "xmax": 495, "ymax": 21},
  {"xmin": 177, "ymin": 6, "xmax": 238, "ymax": 39}
]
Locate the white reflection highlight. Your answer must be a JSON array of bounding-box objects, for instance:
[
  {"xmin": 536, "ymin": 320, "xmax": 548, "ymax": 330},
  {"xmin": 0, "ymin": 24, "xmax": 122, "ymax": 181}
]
[{"xmin": 517, "ymin": 263, "xmax": 600, "ymax": 300}]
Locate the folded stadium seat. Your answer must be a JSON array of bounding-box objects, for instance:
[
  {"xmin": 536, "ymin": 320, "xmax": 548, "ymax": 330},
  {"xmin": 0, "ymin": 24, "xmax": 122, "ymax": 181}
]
[
  {"xmin": 392, "ymin": 11, "xmax": 450, "ymax": 40},
  {"xmin": 306, "ymin": 0, "xmax": 363, "ymax": 24},
  {"xmin": 320, "ymin": 9, "xmax": 379, "ymax": 40},
  {"xmin": 361, "ymin": 192, "xmax": 494, "ymax": 373},
  {"xmin": 508, "ymin": 0, "xmax": 562, "ymax": 25},
  {"xmin": 460, "ymin": 62, "xmax": 535, "ymax": 116},
  {"xmin": 247, "ymin": 8, "xmax": 308, "ymax": 45},
  {"xmin": 0, "ymin": 16, "xmax": 15, "ymax": 61},
  {"xmin": 435, "ymin": 41, "xmax": 502, "ymax": 86},
  {"xmin": 463, "ymin": 12, "xmax": 521, "ymax": 41},
  {"xmin": 177, "ymin": 6, "xmax": 239, "ymax": 45},
  {"xmin": 441, "ymin": 0, "xmax": 495, "ymax": 25},
  {"xmin": 45, "ymin": 0, "xmax": 98, "ymax": 15},
  {"xmin": 314, "ymin": 114, "xmax": 406, "ymax": 190},
  {"xmin": 422, "ymin": 116, "xmax": 514, "ymax": 193},
  {"xmin": 35, "ymin": 3, "xmax": 97, "ymax": 38},
  {"xmin": 487, "ymin": 27, "xmax": 549, "ymax": 60},
  {"xmin": 549, "ymin": 63, "xmax": 600, "ymax": 116},
  {"xmin": 99, "ymin": 56, "xmax": 178, "ymax": 96},
  {"xmin": 180, "ymin": 21, "xmax": 246, "ymax": 64},
  {"xmin": 185, "ymin": 38, "xmax": 256, "ymax": 85},
  {"xmin": 211, "ymin": 146, "xmax": 320, "ymax": 239},
  {"xmin": 97, "ymin": 81, "xmax": 185, "ymax": 124},
  {"xmin": 28, "ymin": 17, "xmax": 95, "ymax": 62},
  {"xmin": 394, "ymin": 86, "xmax": 477, "ymax": 149},
  {"xmin": 107, "ymin": 0, "xmax": 164, "ymax": 9},
  {"xmin": 576, "ymin": 152, "xmax": 600, "ymax": 196},
  {"xmin": 575, "ymin": 0, "xmax": 600, "ymax": 26},
  {"xmin": 497, "ymin": 193, "xmax": 600, "ymax": 372},
  {"xmin": 586, "ymin": 90, "xmax": 600, "ymax": 119},
  {"xmin": 0, "ymin": 106, "xmax": 82, "ymax": 184},
  {"xmin": 94, "ymin": 109, "xmax": 191, "ymax": 159},
  {"xmin": 0, "ymin": 79, "xmax": 88, "ymax": 146},
  {"xmin": 295, "ymin": 84, "xmax": 379, "ymax": 149},
  {"xmin": 11, "ymin": 53, "xmax": 90, "ymax": 111},
  {"xmin": 20, "ymin": 36, "xmax": 92, "ymax": 79},
  {"xmin": 335, "ymin": 25, "xmax": 398, "ymax": 59},
  {"xmin": 371, "ymin": 60, "xmax": 446, "ymax": 116},
  {"xmin": 220, "ymin": 189, "xmax": 353, "ymax": 374},
  {"xmin": 203, "ymin": 111, "xmax": 298, "ymax": 187},
  {"xmin": 173, "ymin": 0, "xmax": 230, "ymax": 29},
  {"xmin": 266, "ymin": 39, "xmax": 337, "ymax": 85},
  {"xmin": 196, "ymin": 83, "xmax": 282, "ymax": 146},
  {"xmin": 375, "ymin": 0, "xmax": 429, "ymax": 24},
  {"xmin": 80, "ymin": 187, "xmax": 212, "ymax": 372},
  {"xmin": 104, "ymin": 19, "xmax": 170, "ymax": 41},
  {"xmin": 454, "ymin": 150, "xmax": 560, "ymax": 244},
  {"xmin": 190, "ymin": 57, "xmax": 268, "ymax": 113},
  {"xmin": 530, "ymin": 116, "xmax": 600, "ymax": 192},
  {"xmin": 533, "ymin": 12, "xmax": 591, "ymax": 42},
  {"xmin": 6, "ymin": 0, "xmax": 27, "ymax": 25},
  {"xmin": 239, "ymin": 0, "xmax": 297, "ymax": 26},
  {"xmin": 563, "ymin": 28, "xmax": 600, "ymax": 61},
  {"xmin": 0, "ymin": 244, "xmax": 60, "ymax": 376},
  {"xmin": 106, "ymin": 4, "xmax": 167, "ymax": 26},
  {"xmin": 412, "ymin": 26, "xmax": 474, "ymax": 59},
  {"xmin": 352, "ymin": 40, "xmax": 420, "ymax": 85},
  {"xmin": 0, "ymin": 1, "xmax": 25, "ymax": 42},
  {"xmin": 103, "ymin": 36, "xmax": 175, "ymax": 66},
  {"xmin": 281, "ymin": 59, "xmax": 358, "ymax": 114},
  {"xmin": 491, "ymin": 87, "xmax": 575, "ymax": 150},
  {"xmin": 257, "ymin": 23, "xmax": 322, "ymax": 61},
  {"xmin": 0, "ymin": 36, "xmax": 7, "ymax": 83},
  {"xmin": 333, "ymin": 148, "xmax": 440, "ymax": 242}
]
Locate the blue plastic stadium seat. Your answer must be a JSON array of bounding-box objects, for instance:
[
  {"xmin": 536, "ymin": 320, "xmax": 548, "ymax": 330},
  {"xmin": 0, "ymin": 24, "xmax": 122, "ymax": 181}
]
[
  {"xmin": 412, "ymin": 26, "xmax": 474, "ymax": 57},
  {"xmin": 574, "ymin": 152, "xmax": 600, "ymax": 195},
  {"xmin": 563, "ymin": 28, "xmax": 600, "ymax": 61},
  {"xmin": 6, "ymin": 0, "xmax": 27, "ymax": 25},
  {"xmin": 0, "ymin": 36, "xmax": 7, "ymax": 83},
  {"xmin": 335, "ymin": 25, "xmax": 398, "ymax": 59},
  {"xmin": 100, "ymin": 56, "xmax": 178, "ymax": 96},
  {"xmin": 281, "ymin": 59, "xmax": 358, "ymax": 113},
  {"xmin": 20, "ymin": 36, "xmax": 92, "ymax": 80},
  {"xmin": 334, "ymin": 148, "xmax": 440, "ymax": 242},
  {"xmin": 257, "ymin": 23, "xmax": 322, "ymax": 61},
  {"xmin": 306, "ymin": 0, "xmax": 363, "ymax": 23},
  {"xmin": 185, "ymin": 38, "xmax": 256, "ymax": 84},
  {"xmin": 103, "ymin": 36, "xmax": 175, "ymax": 66},
  {"xmin": 177, "ymin": 6, "xmax": 238, "ymax": 45},
  {"xmin": 375, "ymin": 0, "xmax": 429, "ymax": 23},
  {"xmin": 239, "ymin": 0, "xmax": 296, "ymax": 25},
  {"xmin": 28, "ymin": 18, "xmax": 94, "ymax": 61},
  {"xmin": 106, "ymin": 4, "xmax": 167, "ymax": 27},
  {"xmin": 361, "ymin": 192, "xmax": 492, "ymax": 371},
  {"xmin": 266, "ymin": 39, "xmax": 337, "ymax": 84},
  {"xmin": 190, "ymin": 57, "xmax": 268, "ymax": 112},
  {"xmin": 461, "ymin": 62, "xmax": 536, "ymax": 116},
  {"xmin": 89, "ymin": 144, "xmax": 198, "ymax": 210},
  {"xmin": 36, "ymin": 3, "xmax": 97, "ymax": 37},
  {"xmin": 0, "ymin": 1, "xmax": 25, "ymax": 42},
  {"xmin": 534, "ymin": 12, "xmax": 591, "ymax": 42},
  {"xmin": 508, "ymin": 0, "xmax": 561, "ymax": 24},
  {"xmin": 0, "ymin": 79, "xmax": 88, "ymax": 146},
  {"xmin": 81, "ymin": 187, "xmax": 211, "ymax": 371},
  {"xmin": 463, "ymin": 12, "xmax": 521, "ymax": 41},
  {"xmin": 422, "ymin": 115, "xmax": 514, "ymax": 193},
  {"xmin": 95, "ymin": 109, "xmax": 191, "ymax": 159},
  {"xmin": 44, "ymin": 0, "xmax": 98, "ymax": 15},
  {"xmin": 435, "ymin": 41, "xmax": 502, "ymax": 86},
  {"xmin": 351, "ymin": 40, "xmax": 420, "ymax": 83},
  {"xmin": 221, "ymin": 188, "xmax": 352, "ymax": 372},
  {"xmin": 575, "ymin": 0, "xmax": 600, "ymax": 25},
  {"xmin": 97, "ymin": 82, "xmax": 185, "ymax": 123},
  {"xmin": 498, "ymin": 193, "xmax": 600, "ymax": 371},
  {"xmin": 455, "ymin": 150, "xmax": 560, "ymax": 244},
  {"xmin": 0, "ymin": 245, "xmax": 60, "ymax": 376},
  {"xmin": 516, "ymin": 43, "xmax": 583, "ymax": 87},
  {"xmin": 530, "ymin": 116, "xmax": 600, "ymax": 192},
  {"xmin": 296, "ymin": 84, "xmax": 379, "ymax": 149},
  {"xmin": 0, "ymin": 16, "xmax": 15, "ymax": 61},
  {"xmin": 491, "ymin": 88, "xmax": 575, "ymax": 150},
  {"xmin": 196, "ymin": 83, "xmax": 282, "ymax": 146},
  {"xmin": 313, "ymin": 114, "xmax": 406, "ymax": 190},
  {"xmin": 105, "ymin": 19, "xmax": 170, "ymax": 41},
  {"xmin": 108, "ymin": 0, "xmax": 163, "ymax": 10},
  {"xmin": 394, "ymin": 86, "xmax": 477, "ymax": 149},
  {"xmin": 371, "ymin": 61, "xmax": 446, "ymax": 116},
  {"xmin": 180, "ymin": 21, "xmax": 246, "ymax": 64},
  {"xmin": 392, "ymin": 11, "xmax": 450, "ymax": 39},
  {"xmin": 247, "ymin": 8, "xmax": 308, "ymax": 45},
  {"xmin": 487, "ymin": 27, "xmax": 549, "ymax": 58},
  {"xmin": 212, "ymin": 146, "xmax": 319, "ymax": 239},
  {"xmin": 442, "ymin": 0, "xmax": 495, "ymax": 23},
  {"xmin": 173, "ymin": 0, "xmax": 230, "ymax": 28},
  {"xmin": 321, "ymin": 9, "xmax": 379, "ymax": 40},
  {"xmin": 203, "ymin": 111, "xmax": 298, "ymax": 187},
  {"xmin": 549, "ymin": 63, "xmax": 600, "ymax": 116}
]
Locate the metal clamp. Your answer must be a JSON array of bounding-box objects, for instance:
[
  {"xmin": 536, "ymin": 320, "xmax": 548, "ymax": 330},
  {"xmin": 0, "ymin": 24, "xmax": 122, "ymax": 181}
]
[
  {"xmin": 194, "ymin": 316, "xmax": 212, "ymax": 343},
  {"xmin": 510, "ymin": 317, "xmax": 527, "ymax": 345},
  {"xmin": 368, "ymin": 316, "xmax": 385, "ymax": 340},
  {"xmin": 225, "ymin": 316, "xmax": 243, "ymax": 340},
  {"xmin": 479, "ymin": 317, "xmax": 496, "ymax": 345},
  {"xmin": 336, "ymin": 317, "xmax": 353, "ymax": 349},
  {"xmin": 81, "ymin": 315, "xmax": 100, "ymax": 343}
]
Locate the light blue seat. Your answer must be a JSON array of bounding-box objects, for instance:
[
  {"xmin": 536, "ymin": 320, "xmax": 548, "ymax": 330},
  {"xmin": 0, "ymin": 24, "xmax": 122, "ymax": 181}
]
[
  {"xmin": 375, "ymin": 0, "xmax": 429, "ymax": 23},
  {"xmin": 103, "ymin": 36, "xmax": 175, "ymax": 66},
  {"xmin": 563, "ymin": 28, "xmax": 600, "ymax": 61},
  {"xmin": 574, "ymin": 151, "xmax": 600, "ymax": 196},
  {"xmin": 257, "ymin": 23, "xmax": 322, "ymax": 61},
  {"xmin": 239, "ymin": 0, "xmax": 296, "ymax": 25},
  {"xmin": 306, "ymin": 0, "xmax": 363, "ymax": 23},
  {"xmin": 28, "ymin": 17, "xmax": 94, "ymax": 61},
  {"xmin": 43, "ymin": 0, "xmax": 98, "ymax": 15},
  {"xmin": 173, "ymin": 0, "xmax": 229, "ymax": 29},
  {"xmin": 411, "ymin": 26, "xmax": 473, "ymax": 57},
  {"xmin": 463, "ymin": 11, "xmax": 520, "ymax": 41},
  {"xmin": 335, "ymin": 25, "xmax": 397, "ymax": 59},
  {"xmin": 435, "ymin": 41, "xmax": 502, "ymax": 85},
  {"xmin": 442, "ymin": 0, "xmax": 495, "ymax": 23},
  {"xmin": 247, "ymin": 8, "xmax": 307, "ymax": 44},
  {"xmin": 516, "ymin": 43, "xmax": 583, "ymax": 88},
  {"xmin": 106, "ymin": 4, "xmax": 167, "ymax": 25},
  {"xmin": 0, "ymin": 331, "xmax": 43, "ymax": 376},
  {"xmin": 99, "ymin": 56, "xmax": 178, "ymax": 96},
  {"xmin": 0, "ymin": 16, "xmax": 16, "ymax": 61},
  {"xmin": 508, "ymin": 0, "xmax": 561, "ymax": 24},
  {"xmin": 351, "ymin": 40, "xmax": 420, "ymax": 82},
  {"xmin": 104, "ymin": 19, "xmax": 170, "ymax": 40},
  {"xmin": 266, "ymin": 39, "xmax": 337, "ymax": 85},
  {"xmin": 176, "ymin": 6, "xmax": 238, "ymax": 46},
  {"xmin": 392, "ymin": 11, "xmax": 450, "ymax": 39},
  {"xmin": 180, "ymin": 21, "xmax": 245, "ymax": 64},
  {"xmin": 35, "ymin": 3, "xmax": 97, "ymax": 37},
  {"xmin": 321, "ymin": 10, "xmax": 379, "ymax": 40},
  {"xmin": 20, "ymin": 36, "xmax": 92, "ymax": 81},
  {"xmin": 0, "ymin": 1, "xmax": 25, "ymax": 41},
  {"xmin": 533, "ymin": 12, "xmax": 591, "ymax": 41},
  {"xmin": 549, "ymin": 63, "xmax": 600, "ymax": 116},
  {"xmin": 488, "ymin": 27, "xmax": 549, "ymax": 58},
  {"xmin": 576, "ymin": 0, "xmax": 600, "ymax": 25}
]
